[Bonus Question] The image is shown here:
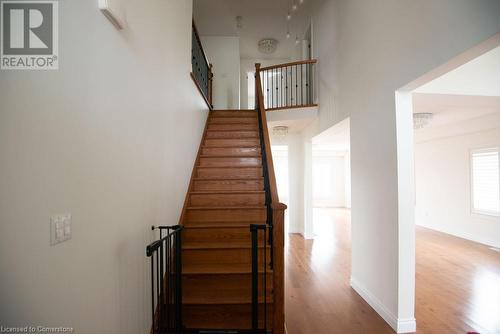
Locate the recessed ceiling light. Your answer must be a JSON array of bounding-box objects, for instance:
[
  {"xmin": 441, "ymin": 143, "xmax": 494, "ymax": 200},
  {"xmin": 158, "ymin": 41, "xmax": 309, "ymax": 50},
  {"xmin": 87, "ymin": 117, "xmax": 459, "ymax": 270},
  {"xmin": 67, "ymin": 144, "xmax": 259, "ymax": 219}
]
[{"xmin": 292, "ymin": 4, "xmax": 298, "ymax": 11}]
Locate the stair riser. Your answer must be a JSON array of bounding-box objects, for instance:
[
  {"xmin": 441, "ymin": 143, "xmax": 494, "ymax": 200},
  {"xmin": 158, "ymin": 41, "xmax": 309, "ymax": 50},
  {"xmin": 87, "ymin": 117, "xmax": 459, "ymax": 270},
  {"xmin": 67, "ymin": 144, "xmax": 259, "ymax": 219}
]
[
  {"xmin": 183, "ymin": 273, "xmax": 273, "ymax": 303},
  {"xmin": 189, "ymin": 193, "xmax": 265, "ymax": 207},
  {"xmin": 204, "ymin": 139, "xmax": 260, "ymax": 147},
  {"xmin": 209, "ymin": 117, "xmax": 258, "ymax": 124},
  {"xmin": 196, "ymin": 167, "xmax": 263, "ymax": 179},
  {"xmin": 193, "ymin": 179, "xmax": 264, "ymax": 192},
  {"xmin": 211, "ymin": 111, "xmax": 257, "ymax": 118},
  {"xmin": 206, "ymin": 131, "xmax": 259, "ymax": 139},
  {"xmin": 183, "ymin": 304, "xmax": 273, "ymax": 330},
  {"xmin": 199, "ymin": 157, "xmax": 262, "ymax": 167},
  {"xmin": 208, "ymin": 124, "xmax": 259, "ymax": 131},
  {"xmin": 183, "ymin": 227, "xmax": 265, "ymax": 245},
  {"xmin": 201, "ymin": 147, "xmax": 261, "ymax": 157},
  {"xmin": 184, "ymin": 208, "xmax": 267, "ymax": 223},
  {"xmin": 183, "ymin": 248, "xmax": 271, "ymax": 266}
]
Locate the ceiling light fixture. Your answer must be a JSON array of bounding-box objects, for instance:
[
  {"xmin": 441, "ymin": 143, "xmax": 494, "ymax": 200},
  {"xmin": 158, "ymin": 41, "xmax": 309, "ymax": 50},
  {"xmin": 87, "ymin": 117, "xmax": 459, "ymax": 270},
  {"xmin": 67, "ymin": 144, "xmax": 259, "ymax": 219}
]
[
  {"xmin": 286, "ymin": 31, "xmax": 291, "ymax": 39},
  {"xmin": 287, "ymin": 12, "xmax": 292, "ymax": 20},
  {"xmin": 273, "ymin": 126, "xmax": 289, "ymax": 138},
  {"xmin": 258, "ymin": 38, "xmax": 279, "ymax": 54},
  {"xmin": 413, "ymin": 113, "xmax": 433, "ymax": 130},
  {"xmin": 292, "ymin": 3, "xmax": 298, "ymax": 11}
]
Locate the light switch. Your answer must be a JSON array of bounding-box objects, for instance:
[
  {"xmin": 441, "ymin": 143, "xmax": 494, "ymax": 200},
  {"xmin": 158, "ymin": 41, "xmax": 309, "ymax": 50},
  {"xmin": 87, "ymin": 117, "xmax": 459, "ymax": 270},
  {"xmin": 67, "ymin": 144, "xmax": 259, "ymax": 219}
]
[{"xmin": 51, "ymin": 213, "xmax": 72, "ymax": 245}]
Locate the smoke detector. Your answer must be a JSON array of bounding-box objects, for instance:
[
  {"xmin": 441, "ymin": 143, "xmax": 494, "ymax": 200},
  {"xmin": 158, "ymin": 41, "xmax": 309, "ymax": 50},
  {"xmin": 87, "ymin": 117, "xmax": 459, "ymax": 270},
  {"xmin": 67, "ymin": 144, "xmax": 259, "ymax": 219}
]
[{"xmin": 258, "ymin": 38, "xmax": 278, "ymax": 54}]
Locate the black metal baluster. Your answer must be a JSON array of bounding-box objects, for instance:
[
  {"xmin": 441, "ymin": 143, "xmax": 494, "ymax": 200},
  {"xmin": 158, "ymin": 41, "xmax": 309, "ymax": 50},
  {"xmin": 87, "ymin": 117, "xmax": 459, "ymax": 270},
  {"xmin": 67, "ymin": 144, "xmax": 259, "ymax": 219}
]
[
  {"xmin": 155, "ymin": 251, "xmax": 160, "ymax": 333},
  {"xmin": 150, "ymin": 255, "xmax": 155, "ymax": 333},
  {"xmin": 264, "ymin": 227, "xmax": 267, "ymax": 332},
  {"xmin": 251, "ymin": 225, "xmax": 259, "ymax": 331},
  {"xmin": 301, "ymin": 63, "xmax": 304, "ymax": 106},
  {"xmin": 294, "ymin": 65, "xmax": 299, "ymax": 106},
  {"xmin": 167, "ymin": 232, "xmax": 171, "ymax": 331},
  {"xmin": 175, "ymin": 228, "xmax": 182, "ymax": 332}
]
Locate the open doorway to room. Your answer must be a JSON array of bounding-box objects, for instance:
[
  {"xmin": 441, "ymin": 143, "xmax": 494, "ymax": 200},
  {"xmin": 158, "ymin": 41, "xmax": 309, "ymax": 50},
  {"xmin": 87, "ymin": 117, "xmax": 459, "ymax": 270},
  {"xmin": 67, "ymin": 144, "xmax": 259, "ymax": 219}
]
[
  {"xmin": 396, "ymin": 37, "xmax": 500, "ymax": 333},
  {"xmin": 272, "ymin": 145, "xmax": 290, "ymax": 233},
  {"xmin": 311, "ymin": 118, "xmax": 351, "ymax": 240}
]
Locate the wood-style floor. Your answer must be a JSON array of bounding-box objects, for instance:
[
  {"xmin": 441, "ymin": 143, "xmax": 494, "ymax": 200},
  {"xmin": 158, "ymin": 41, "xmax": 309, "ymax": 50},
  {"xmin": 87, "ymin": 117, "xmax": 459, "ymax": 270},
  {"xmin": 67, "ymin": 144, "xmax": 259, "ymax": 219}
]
[{"xmin": 285, "ymin": 208, "xmax": 500, "ymax": 334}]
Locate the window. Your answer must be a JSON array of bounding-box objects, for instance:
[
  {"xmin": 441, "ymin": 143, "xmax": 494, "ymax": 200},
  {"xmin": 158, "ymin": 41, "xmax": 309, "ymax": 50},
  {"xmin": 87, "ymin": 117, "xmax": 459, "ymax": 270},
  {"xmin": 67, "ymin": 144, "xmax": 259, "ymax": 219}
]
[{"xmin": 471, "ymin": 148, "xmax": 500, "ymax": 217}]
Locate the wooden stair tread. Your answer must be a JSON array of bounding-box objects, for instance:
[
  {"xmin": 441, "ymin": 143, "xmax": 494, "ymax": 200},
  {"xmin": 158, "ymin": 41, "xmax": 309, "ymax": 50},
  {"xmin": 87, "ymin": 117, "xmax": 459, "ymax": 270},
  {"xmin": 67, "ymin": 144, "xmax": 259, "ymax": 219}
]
[
  {"xmin": 187, "ymin": 206, "xmax": 266, "ymax": 210},
  {"xmin": 183, "ymin": 296, "xmax": 273, "ymax": 305},
  {"xmin": 193, "ymin": 177, "xmax": 263, "ymax": 181},
  {"xmin": 183, "ymin": 242, "xmax": 270, "ymax": 249},
  {"xmin": 207, "ymin": 129, "xmax": 258, "ymax": 132},
  {"xmin": 182, "ymin": 223, "xmax": 265, "ymax": 229},
  {"xmin": 183, "ymin": 263, "xmax": 273, "ymax": 275},
  {"xmin": 199, "ymin": 155, "xmax": 261, "ymax": 158},
  {"xmin": 197, "ymin": 166, "xmax": 262, "ymax": 169},
  {"xmin": 190, "ymin": 190, "xmax": 265, "ymax": 195},
  {"xmin": 202, "ymin": 145, "xmax": 261, "ymax": 149}
]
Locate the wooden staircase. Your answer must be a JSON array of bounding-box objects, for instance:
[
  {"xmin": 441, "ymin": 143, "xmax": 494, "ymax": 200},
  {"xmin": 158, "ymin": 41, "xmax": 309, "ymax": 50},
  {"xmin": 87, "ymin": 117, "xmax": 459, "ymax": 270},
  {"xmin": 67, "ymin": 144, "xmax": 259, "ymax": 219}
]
[{"xmin": 178, "ymin": 109, "xmax": 286, "ymax": 333}]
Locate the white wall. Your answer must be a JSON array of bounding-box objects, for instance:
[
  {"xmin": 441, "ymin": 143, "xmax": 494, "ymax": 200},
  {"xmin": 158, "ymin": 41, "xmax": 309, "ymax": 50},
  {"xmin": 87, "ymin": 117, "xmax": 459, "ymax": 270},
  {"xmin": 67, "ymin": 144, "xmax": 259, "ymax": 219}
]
[
  {"xmin": 0, "ymin": 1, "xmax": 208, "ymax": 333},
  {"xmin": 415, "ymin": 126, "xmax": 500, "ymax": 248},
  {"xmin": 200, "ymin": 36, "xmax": 241, "ymax": 109},
  {"xmin": 307, "ymin": 0, "xmax": 500, "ymax": 332},
  {"xmin": 312, "ymin": 152, "xmax": 347, "ymax": 208}
]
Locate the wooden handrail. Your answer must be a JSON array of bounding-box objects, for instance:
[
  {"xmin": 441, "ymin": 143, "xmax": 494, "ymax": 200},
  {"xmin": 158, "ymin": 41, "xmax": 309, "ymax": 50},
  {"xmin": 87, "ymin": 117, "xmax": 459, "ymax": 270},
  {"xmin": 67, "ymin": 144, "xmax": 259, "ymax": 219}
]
[
  {"xmin": 259, "ymin": 59, "xmax": 317, "ymax": 71},
  {"xmin": 255, "ymin": 63, "xmax": 280, "ymax": 204},
  {"xmin": 255, "ymin": 63, "xmax": 287, "ymax": 334}
]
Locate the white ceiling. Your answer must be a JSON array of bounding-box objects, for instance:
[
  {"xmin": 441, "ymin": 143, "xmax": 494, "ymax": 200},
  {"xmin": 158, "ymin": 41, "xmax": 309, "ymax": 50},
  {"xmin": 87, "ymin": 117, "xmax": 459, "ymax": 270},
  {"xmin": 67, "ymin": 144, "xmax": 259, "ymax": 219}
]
[
  {"xmin": 193, "ymin": 0, "xmax": 312, "ymax": 59},
  {"xmin": 415, "ymin": 46, "xmax": 500, "ymax": 97},
  {"xmin": 312, "ymin": 117, "xmax": 350, "ymax": 151},
  {"xmin": 413, "ymin": 93, "xmax": 500, "ymax": 142}
]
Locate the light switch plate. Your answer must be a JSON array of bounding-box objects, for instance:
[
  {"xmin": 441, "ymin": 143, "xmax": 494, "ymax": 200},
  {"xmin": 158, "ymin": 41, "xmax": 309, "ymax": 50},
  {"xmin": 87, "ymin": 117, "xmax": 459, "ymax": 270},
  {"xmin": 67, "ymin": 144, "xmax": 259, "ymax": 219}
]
[{"xmin": 50, "ymin": 213, "xmax": 72, "ymax": 245}]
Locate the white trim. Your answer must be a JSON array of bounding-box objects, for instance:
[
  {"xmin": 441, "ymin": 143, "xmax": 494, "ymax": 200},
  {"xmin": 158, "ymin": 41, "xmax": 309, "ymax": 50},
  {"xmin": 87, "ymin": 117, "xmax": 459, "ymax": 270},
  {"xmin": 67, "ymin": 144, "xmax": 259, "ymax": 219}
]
[
  {"xmin": 98, "ymin": 0, "xmax": 124, "ymax": 30},
  {"xmin": 350, "ymin": 278, "xmax": 416, "ymax": 333},
  {"xmin": 397, "ymin": 318, "xmax": 417, "ymax": 333}
]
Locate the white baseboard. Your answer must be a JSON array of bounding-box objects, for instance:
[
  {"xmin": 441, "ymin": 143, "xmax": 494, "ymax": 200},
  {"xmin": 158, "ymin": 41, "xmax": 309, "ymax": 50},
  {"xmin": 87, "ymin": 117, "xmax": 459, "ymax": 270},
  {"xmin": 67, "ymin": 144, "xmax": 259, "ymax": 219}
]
[
  {"xmin": 397, "ymin": 318, "xmax": 417, "ymax": 333},
  {"xmin": 350, "ymin": 278, "xmax": 416, "ymax": 333}
]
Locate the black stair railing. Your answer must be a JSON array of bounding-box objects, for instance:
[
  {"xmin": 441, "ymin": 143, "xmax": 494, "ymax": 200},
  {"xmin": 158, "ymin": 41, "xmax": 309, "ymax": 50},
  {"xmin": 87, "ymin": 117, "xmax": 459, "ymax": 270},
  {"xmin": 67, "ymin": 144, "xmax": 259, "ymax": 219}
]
[
  {"xmin": 146, "ymin": 225, "xmax": 183, "ymax": 334},
  {"xmin": 191, "ymin": 20, "xmax": 213, "ymax": 108},
  {"xmin": 250, "ymin": 224, "xmax": 272, "ymax": 333},
  {"xmin": 259, "ymin": 59, "xmax": 317, "ymax": 111}
]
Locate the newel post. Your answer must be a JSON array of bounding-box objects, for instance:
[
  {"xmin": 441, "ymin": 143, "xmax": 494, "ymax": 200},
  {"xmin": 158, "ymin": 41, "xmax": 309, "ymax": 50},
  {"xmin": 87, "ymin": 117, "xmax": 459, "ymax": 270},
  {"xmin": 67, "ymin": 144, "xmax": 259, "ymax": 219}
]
[
  {"xmin": 272, "ymin": 202, "xmax": 287, "ymax": 334},
  {"xmin": 255, "ymin": 63, "xmax": 261, "ymax": 108}
]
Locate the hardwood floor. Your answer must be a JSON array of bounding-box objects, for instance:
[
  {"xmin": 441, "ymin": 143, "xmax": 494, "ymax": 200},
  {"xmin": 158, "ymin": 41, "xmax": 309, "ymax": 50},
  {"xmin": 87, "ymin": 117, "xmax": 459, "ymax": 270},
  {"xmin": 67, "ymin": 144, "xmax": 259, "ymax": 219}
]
[{"xmin": 285, "ymin": 208, "xmax": 500, "ymax": 334}]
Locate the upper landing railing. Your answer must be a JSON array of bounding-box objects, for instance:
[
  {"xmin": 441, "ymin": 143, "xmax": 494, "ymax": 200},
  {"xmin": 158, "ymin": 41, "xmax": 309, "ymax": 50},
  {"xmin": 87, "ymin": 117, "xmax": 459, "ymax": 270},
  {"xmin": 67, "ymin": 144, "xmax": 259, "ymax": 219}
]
[
  {"xmin": 256, "ymin": 59, "xmax": 317, "ymax": 111},
  {"xmin": 191, "ymin": 20, "xmax": 213, "ymax": 109}
]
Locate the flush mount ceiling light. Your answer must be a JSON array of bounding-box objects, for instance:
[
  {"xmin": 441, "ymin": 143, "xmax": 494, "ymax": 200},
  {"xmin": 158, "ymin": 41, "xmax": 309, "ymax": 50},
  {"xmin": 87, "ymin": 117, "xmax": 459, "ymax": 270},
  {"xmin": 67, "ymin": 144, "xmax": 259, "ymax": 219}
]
[
  {"xmin": 258, "ymin": 38, "xmax": 278, "ymax": 54},
  {"xmin": 413, "ymin": 113, "xmax": 433, "ymax": 130},
  {"xmin": 273, "ymin": 126, "xmax": 289, "ymax": 138}
]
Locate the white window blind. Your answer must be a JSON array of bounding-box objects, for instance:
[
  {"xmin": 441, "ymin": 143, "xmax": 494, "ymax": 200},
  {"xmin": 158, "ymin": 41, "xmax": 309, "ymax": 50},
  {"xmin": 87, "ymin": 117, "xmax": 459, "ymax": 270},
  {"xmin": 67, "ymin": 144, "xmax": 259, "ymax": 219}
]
[{"xmin": 471, "ymin": 148, "xmax": 500, "ymax": 216}]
